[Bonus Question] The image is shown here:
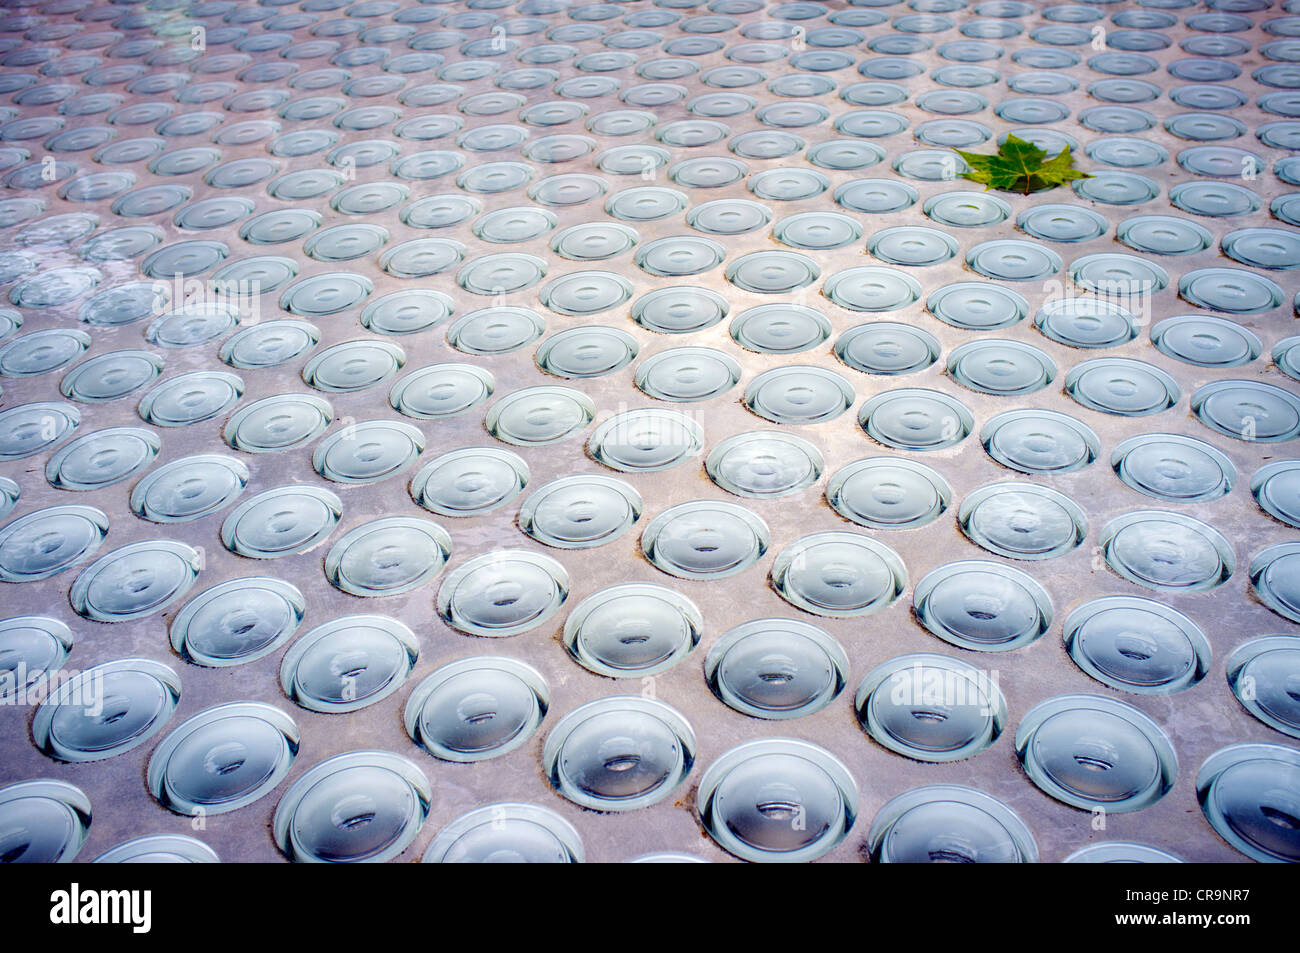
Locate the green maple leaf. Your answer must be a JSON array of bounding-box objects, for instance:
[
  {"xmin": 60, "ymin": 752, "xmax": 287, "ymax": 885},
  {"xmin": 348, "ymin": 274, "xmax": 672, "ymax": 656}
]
[{"xmin": 954, "ymin": 134, "xmax": 1093, "ymax": 195}]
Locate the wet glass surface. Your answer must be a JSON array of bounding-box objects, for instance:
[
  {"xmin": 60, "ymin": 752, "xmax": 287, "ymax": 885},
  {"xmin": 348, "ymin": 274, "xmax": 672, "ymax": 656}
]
[{"xmin": 0, "ymin": 0, "xmax": 1295, "ymax": 865}]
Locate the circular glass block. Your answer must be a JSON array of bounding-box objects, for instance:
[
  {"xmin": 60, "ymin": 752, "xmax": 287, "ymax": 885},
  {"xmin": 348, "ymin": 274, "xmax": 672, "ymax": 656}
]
[
  {"xmin": 91, "ymin": 834, "xmax": 219, "ymax": 864},
  {"xmin": 1100, "ymin": 511, "xmax": 1235, "ymax": 592},
  {"xmin": 518, "ymin": 475, "xmax": 642, "ymax": 549},
  {"xmin": 1016, "ymin": 694, "xmax": 1177, "ymax": 813},
  {"xmin": 273, "ymin": 750, "xmax": 431, "ymax": 863},
  {"xmin": 45, "ymin": 426, "xmax": 159, "ymax": 491},
  {"xmin": 134, "ymin": 371, "xmax": 242, "ymax": 429},
  {"xmin": 129, "ymin": 454, "xmax": 247, "ymax": 525},
  {"xmin": 305, "ymin": 223, "xmax": 389, "ymax": 263},
  {"xmin": 1035, "ymin": 297, "xmax": 1139, "ymax": 349},
  {"xmin": 1191, "ymin": 380, "xmax": 1300, "ymax": 443},
  {"xmin": 915, "ymin": 118, "xmax": 992, "ymax": 148},
  {"xmin": 605, "ymin": 186, "xmax": 688, "ymax": 222},
  {"xmin": 1275, "ymin": 337, "xmax": 1300, "ymax": 381},
  {"xmin": 422, "ymin": 802, "xmax": 583, "ymax": 864},
  {"xmin": 641, "ymin": 500, "xmax": 769, "ymax": 580},
  {"xmin": 836, "ymin": 107, "xmax": 910, "ymax": 138},
  {"xmin": 631, "ymin": 286, "xmax": 728, "ymax": 334},
  {"xmin": 446, "ymin": 307, "xmax": 545, "ymax": 356},
  {"xmin": 143, "ymin": 303, "xmax": 239, "ymax": 351},
  {"xmin": 743, "ymin": 366, "xmax": 854, "ymax": 425},
  {"xmin": 634, "ymin": 235, "xmax": 724, "ymax": 277},
  {"xmin": 704, "ymin": 618, "xmax": 848, "ymax": 719},
  {"xmin": 826, "ymin": 456, "xmax": 951, "ymax": 530},
  {"xmin": 867, "ymin": 225, "xmax": 959, "ymax": 266},
  {"xmin": 822, "ymin": 266, "xmax": 922, "ymax": 311},
  {"xmin": 725, "ymin": 250, "xmax": 820, "ymax": 294},
  {"xmin": 474, "ymin": 206, "xmax": 557, "ymax": 245},
  {"xmin": 1111, "ymin": 434, "xmax": 1235, "ymax": 503},
  {"xmin": 697, "ymin": 738, "xmax": 857, "ymax": 863},
  {"xmin": 807, "ymin": 139, "xmax": 885, "ymax": 171},
  {"xmin": 772, "ymin": 212, "xmax": 862, "ymax": 252},
  {"xmin": 947, "ymin": 339, "xmax": 1056, "ymax": 396},
  {"xmin": 588, "ymin": 409, "xmax": 703, "ymax": 474},
  {"xmin": 924, "ymin": 190, "xmax": 1010, "ymax": 228},
  {"xmin": 965, "ymin": 239, "xmax": 1062, "ymax": 281},
  {"xmin": 856, "ymin": 654, "xmax": 1006, "ymax": 762},
  {"xmin": 401, "ymin": 194, "xmax": 480, "ymax": 231},
  {"xmin": 410, "ymin": 447, "xmax": 529, "ymax": 517},
  {"xmin": 1272, "ymin": 194, "xmax": 1300, "ymax": 229},
  {"xmin": 1180, "ymin": 268, "xmax": 1284, "ymax": 314},
  {"xmin": 1065, "ymin": 358, "xmax": 1179, "ymax": 417},
  {"xmin": 687, "ymin": 198, "xmax": 772, "ymax": 236},
  {"xmin": 770, "ymin": 532, "xmax": 906, "ymax": 618},
  {"xmin": 563, "ymin": 584, "xmax": 701, "ymax": 678},
  {"xmin": 834, "ymin": 323, "xmax": 939, "ymax": 377},
  {"xmin": 389, "ymin": 365, "xmax": 493, "ymax": 421},
  {"xmin": 1252, "ymin": 544, "xmax": 1300, "ymax": 625},
  {"xmin": 914, "ymin": 560, "xmax": 1052, "ymax": 652},
  {"xmin": 324, "ymin": 517, "xmax": 451, "ymax": 597},
  {"xmin": 436, "ymin": 550, "xmax": 569, "ymax": 637},
  {"xmin": 1086, "ymin": 137, "xmax": 1168, "ymax": 169},
  {"xmin": 866, "ymin": 785, "xmax": 1037, "ymax": 863},
  {"xmin": 958, "ymin": 482, "xmax": 1087, "ymax": 560},
  {"xmin": 0, "ymin": 328, "xmax": 91, "ymax": 377},
  {"xmin": 147, "ymin": 702, "xmax": 299, "ymax": 816},
  {"xmin": 1070, "ymin": 253, "xmax": 1168, "ymax": 297},
  {"xmin": 223, "ymin": 394, "xmax": 332, "ymax": 453},
  {"xmin": 1227, "ymin": 637, "xmax": 1300, "ymax": 739},
  {"xmin": 551, "ymin": 222, "xmax": 638, "ymax": 262},
  {"xmin": 858, "ymin": 388, "xmax": 974, "ymax": 451},
  {"xmin": 313, "ymin": 420, "xmax": 424, "ymax": 485},
  {"xmin": 1170, "ymin": 180, "xmax": 1261, "ymax": 218},
  {"xmin": 302, "ymin": 340, "xmax": 404, "ymax": 394},
  {"xmin": 280, "ymin": 615, "xmax": 418, "ymax": 714},
  {"xmin": 33, "ymin": 658, "xmax": 181, "ymax": 763},
  {"xmin": 748, "ymin": 168, "xmax": 829, "ymax": 201},
  {"xmin": 69, "ymin": 541, "xmax": 201, "ymax": 622},
  {"xmin": 0, "ymin": 780, "xmax": 92, "ymax": 863},
  {"xmin": 539, "ymin": 271, "xmax": 634, "ymax": 316},
  {"xmin": 219, "ymin": 320, "xmax": 319, "ymax": 370},
  {"xmin": 170, "ymin": 577, "xmax": 305, "ymax": 668},
  {"xmin": 1151, "ymin": 315, "xmax": 1261, "ymax": 369},
  {"xmin": 457, "ymin": 253, "xmax": 547, "ymax": 297},
  {"xmin": 0, "ymin": 616, "xmax": 71, "ymax": 701},
  {"xmin": 220, "ymin": 485, "xmax": 342, "ymax": 559},
  {"xmin": 60, "ymin": 350, "xmax": 163, "ymax": 403},
  {"xmin": 980, "ymin": 408, "xmax": 1099, "ymax": 475},
  {"xmin": 1064, "ymin": 597, "xmax": 1211, "ymax": 694},
  {"xmin": 543, "ymin": 696, "xmax": 695, "ymax": 811},
  {"xmin": 1116, "ymin": 215, "xmax": 1212, "ymax": 256},
  {"xmin": 1071, "ymin": 171, "xmax": 1159, "ymax": 205},
  {"xmin": 730, "ymin": 304, "xmax": 831, "ymax": 353},
  {"xmin": 0, "ymin": 504, "xmax": 107, "ymax": 582},
  {"xmin": 835, "ymin": 178, "xmax": 919, "ymax": 214},
  {"xmin": 927, "ymin": 282, "xmax": 1028, "ymax": 330},
  {"xmin": 1064, "ymin": 842, "xmax": 1182, "ymax": 863},
  {"xmin": 1253, "ymin": 460, "xmax": 1300, "ymax": 528},
  {"xmin": 1196, "ymin": 743, "xmax": 1300, "ymax": 863},
  {"xmin": 705, "ymin": 432, "xmax": 823, "ymax": 500},
  {"xmin": 380, "ymin": 238, "xmax": 467, "ymax": 279},
  {"xmin": 404, "ymin": 656, "xmax": 549, "ymax": 762},
  {"xmin": 635, "ymin": 347, "xmax": 740, "ymax": 403},
  {"xmin": 485, "ymin": 386, "xmax": 595, "ymax": 446}
]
